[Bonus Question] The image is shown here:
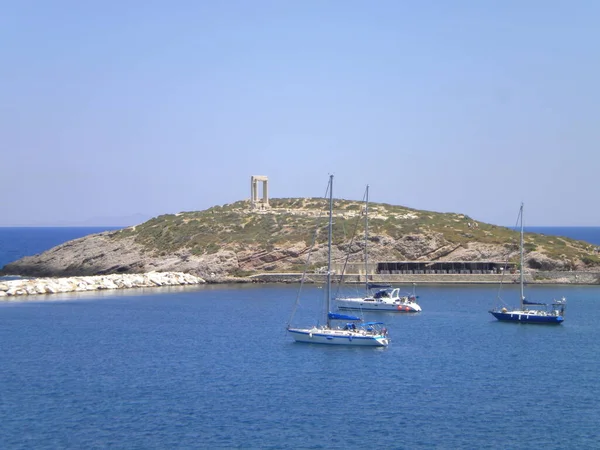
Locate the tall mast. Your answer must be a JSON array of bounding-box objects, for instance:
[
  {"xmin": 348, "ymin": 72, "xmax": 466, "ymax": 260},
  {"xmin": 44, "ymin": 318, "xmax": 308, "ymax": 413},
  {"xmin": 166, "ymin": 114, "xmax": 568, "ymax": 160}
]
[
  {"xmin": 520, "ymin": 202, "xmax": 525, "ymax": 306},
  {"xmin": 326, "ymin": 175, "xmax": 333, "ymax": 327},
  {"xmin": 364, "ymin": 185, "xmax": 369, "ymax": 296}
]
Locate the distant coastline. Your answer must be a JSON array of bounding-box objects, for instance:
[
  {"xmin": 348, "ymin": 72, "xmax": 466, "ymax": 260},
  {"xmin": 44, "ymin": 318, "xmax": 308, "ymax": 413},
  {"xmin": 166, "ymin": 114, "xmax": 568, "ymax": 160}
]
[
  {"xmin": 521, "ymin": 227, "xmax": 600, "ymax": 246},
  {"xmin": 0, "ymin": 212, "xmax": 151, "ymax": 228}
]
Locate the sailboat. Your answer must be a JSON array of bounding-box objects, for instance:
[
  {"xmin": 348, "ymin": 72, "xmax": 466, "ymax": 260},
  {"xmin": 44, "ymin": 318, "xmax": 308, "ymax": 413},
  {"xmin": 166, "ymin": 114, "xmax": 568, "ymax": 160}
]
[
  {"xmin": 489, "ymin": 203, "xmax": 566, "ymax": 324},
  {"xmin": 336, "ymin": 283, "xmax": 422, "ymax": 312},
  {"xmin": 287, "ymin": 176, "xmax": 390, "ymax": 347},
  {"xmin": 334, "ymin": 185, "xmax": 422, "ymax": 313}
]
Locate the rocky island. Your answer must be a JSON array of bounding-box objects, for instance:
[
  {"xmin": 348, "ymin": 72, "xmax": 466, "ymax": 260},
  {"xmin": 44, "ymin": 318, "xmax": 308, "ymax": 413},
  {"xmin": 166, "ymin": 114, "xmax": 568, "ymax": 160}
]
[{"xmin": 2, "ymin": 198, "xmax": 599, "ymax": 297}]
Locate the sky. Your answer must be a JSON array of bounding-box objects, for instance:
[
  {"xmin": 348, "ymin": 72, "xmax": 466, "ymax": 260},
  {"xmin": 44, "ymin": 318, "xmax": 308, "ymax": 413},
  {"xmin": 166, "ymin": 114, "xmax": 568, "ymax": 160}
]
[{"xmin": 2, "ymin": 1, "xmax": 598, "ymax": 226}]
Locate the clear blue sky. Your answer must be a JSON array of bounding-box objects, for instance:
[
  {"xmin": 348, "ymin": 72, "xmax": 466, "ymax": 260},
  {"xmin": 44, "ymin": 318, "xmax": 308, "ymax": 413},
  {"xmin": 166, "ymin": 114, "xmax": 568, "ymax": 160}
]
[{"xmin": 2, "ymin": 1, "xmax": 598, "ymax": 226}]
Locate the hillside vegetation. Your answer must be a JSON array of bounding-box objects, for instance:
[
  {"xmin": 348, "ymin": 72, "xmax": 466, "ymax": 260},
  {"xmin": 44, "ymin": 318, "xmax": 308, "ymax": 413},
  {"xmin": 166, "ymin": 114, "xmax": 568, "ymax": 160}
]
[
  {"xmin": 2, "ymin": 198, "xmax": 598, "ymax": 278},
  {"xmin": 112, "ymin": 198, "xmax": 598, "ymax": 271}
]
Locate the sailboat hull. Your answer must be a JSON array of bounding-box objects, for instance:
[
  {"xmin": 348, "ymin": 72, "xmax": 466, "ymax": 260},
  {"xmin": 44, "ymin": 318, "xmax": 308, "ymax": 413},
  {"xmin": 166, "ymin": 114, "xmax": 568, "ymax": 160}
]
[
  {"xmin": 287, "ymin": 178, "xmax": 391, "ymax": 348},
  {"xmin": 489, "ymin": 204, "xmax": 566, "ymax": 325},
  {"xmin": 336, "ymin": 298, "xmax": 421, "ymax": 312},
  {"xmin": 489, "ymin": 311, "xmax": 564, "ymax": 324},
  {"xmin": 288, "ymin": 328, "xmax": 389, "ymax": 346}
]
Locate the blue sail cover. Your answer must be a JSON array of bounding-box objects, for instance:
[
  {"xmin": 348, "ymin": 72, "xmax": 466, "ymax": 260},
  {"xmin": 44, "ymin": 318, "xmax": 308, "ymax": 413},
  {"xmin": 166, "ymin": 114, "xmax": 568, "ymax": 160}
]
[
  {"xmin": 328, "ymin": 312, "xmax": 362, "ymax": 321},
  {"xmin": 523, "ymin": 299, "xmax": 547, "ymax": 306},
  {"xmin": 367, "ymin": 283, "xmax": 392, "ymax": 289}
]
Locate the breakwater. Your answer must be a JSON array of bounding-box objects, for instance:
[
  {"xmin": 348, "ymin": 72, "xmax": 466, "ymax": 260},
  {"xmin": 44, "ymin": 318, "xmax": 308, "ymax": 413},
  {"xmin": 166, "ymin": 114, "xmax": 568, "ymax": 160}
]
[
  {"xmin": 0, "ymin": 272, "xmax": 205, "ymax": 298},
  {"xmin": 2, "ymin": 270, "xmax": 598, "ymax": 299}
]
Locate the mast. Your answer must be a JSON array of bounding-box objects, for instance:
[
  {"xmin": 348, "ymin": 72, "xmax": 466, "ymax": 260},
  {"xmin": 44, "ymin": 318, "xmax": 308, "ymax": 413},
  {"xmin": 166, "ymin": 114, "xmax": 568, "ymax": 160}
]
[
  {"xmin": 520, "ymin": 202, "xmax": 525, "ymax": 306},
  {"xmin": 326, "ymin": 175, "xmax": 333, "ymax": 328},
  {"xmin": 364, "ymin": 185, "xmax": 369, "ymax": 296}
]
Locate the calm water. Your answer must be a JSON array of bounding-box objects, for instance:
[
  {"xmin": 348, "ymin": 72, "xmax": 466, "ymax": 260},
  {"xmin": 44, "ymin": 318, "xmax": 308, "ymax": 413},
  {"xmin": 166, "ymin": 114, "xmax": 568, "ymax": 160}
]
[
  {"xmin": 1, "ymin": 228, "xmax": 600, "ymax": 448},
  {"xmin": 1, "ymin": 283, "xmax": 599, "ymax": 449},
  {"xmin": 523, "ymin": 226, "xmax": 600, "ymax": 246}
]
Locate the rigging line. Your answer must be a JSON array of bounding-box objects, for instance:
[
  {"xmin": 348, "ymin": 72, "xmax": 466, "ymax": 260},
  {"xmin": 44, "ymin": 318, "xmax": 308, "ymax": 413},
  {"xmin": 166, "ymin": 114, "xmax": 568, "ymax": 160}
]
[
  {"xmin": 286, "ymin": 177, "xmax": 331, "ymax": 328},
  {"xmin": 496, "ymin": 206, "xmax": 523, "ymax": 304},
  {"xmin": 332, "ymin": 186, "xmax": 368, "ymax": 299}
]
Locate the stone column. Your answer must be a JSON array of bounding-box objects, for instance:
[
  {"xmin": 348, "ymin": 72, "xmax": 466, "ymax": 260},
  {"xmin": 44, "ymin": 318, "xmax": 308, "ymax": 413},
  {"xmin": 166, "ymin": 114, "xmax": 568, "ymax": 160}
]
[{"xmin": 250, "ymin": 175, "xmax": 270, "ymax": 210}]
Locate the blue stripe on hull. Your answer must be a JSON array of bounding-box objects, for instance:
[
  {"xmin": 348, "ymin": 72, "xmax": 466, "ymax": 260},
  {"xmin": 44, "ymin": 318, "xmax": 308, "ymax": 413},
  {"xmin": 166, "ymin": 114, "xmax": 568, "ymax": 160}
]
[
  {"xmin": 490, "ymin": 311, "xmax": 564, "ymax": 324},
  {"xmin": 337, "ymin": 305, "xmax": 420, "ymax": 312},
  {"xmin": 287, "ymin": 330, "xmax": 388, "ymax": 346}
]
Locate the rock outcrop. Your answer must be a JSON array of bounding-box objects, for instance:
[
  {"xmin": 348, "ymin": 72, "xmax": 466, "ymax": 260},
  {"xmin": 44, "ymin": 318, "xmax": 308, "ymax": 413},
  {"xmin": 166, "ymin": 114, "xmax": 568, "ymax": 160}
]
[
  {"xmin": 0, "ymin": 232, "xmax": 238, "ymax": 279},
  {"xmin": 1, "ymin": 198, "xmax": 598, "ymax": 279}
]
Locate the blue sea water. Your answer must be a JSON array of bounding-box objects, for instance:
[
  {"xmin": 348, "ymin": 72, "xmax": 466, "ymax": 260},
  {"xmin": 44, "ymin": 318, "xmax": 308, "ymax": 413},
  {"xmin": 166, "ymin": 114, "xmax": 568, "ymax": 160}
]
[
  {"xmin": 1, "ymin": 228, "xmax": 600, "ymax": 449},
  {"xmin": 1, "ymin": 284, "xmax": 600, "ymax": 449},
  {"xmin": 523, "ymin": 227, "xmax": 600, "ymax": 246},
  {"xmin": 0, "ymin": 227, "xmax": 120, "ymax": 269}
]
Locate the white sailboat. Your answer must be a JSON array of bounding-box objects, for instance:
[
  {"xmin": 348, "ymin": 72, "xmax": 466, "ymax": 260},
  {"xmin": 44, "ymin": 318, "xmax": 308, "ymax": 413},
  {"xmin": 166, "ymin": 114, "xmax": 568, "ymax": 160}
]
[
  {"xmin": 489, "ymin": 203, "xmax": 566, "ymax": 324},
  {"xmin": 287, "ymin": 176, "xmax": 390, "ymax": 347},
  {"xmin": 334, "ymin": 185, "xmax": 422, "ymax": 313},
  {"xmin": 336, "ymin": 284, "xmax": 422, "ymax": 312}
]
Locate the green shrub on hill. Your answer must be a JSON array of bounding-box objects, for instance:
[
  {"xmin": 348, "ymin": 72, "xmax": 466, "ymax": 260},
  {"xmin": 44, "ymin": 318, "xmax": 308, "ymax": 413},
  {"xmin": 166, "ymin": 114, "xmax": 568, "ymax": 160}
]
[{"xmin": 111, "ymin": 197, "xmax": 598, "ymax": 268}]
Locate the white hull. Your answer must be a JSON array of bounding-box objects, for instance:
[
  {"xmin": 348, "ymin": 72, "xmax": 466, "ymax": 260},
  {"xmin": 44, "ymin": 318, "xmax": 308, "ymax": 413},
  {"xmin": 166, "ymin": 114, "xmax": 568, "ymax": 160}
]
[
  {"xmin": 287, "ymin": 179, "xmax": 391, "ymax": 348},
  {"xmin": 288, "ymin": 327, "xmax": 389, "ymax": 347},
  {"xmin": 336, "ymin": 297, "xmax": 422, "ymax": 312}
]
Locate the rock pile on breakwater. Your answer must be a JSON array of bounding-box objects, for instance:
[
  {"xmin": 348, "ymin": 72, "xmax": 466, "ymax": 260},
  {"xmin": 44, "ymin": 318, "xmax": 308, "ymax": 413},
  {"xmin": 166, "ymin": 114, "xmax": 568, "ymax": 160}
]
[{"xmin": 0, "ymin": 272, "xmax": 205, "ymax": 298}]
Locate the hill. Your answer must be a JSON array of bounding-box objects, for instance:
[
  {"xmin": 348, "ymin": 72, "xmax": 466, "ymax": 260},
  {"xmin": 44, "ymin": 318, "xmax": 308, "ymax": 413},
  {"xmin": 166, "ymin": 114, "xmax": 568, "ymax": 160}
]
[{"xmin": 2, "ymin": 198, "xmax": 599, "ymax": 279}]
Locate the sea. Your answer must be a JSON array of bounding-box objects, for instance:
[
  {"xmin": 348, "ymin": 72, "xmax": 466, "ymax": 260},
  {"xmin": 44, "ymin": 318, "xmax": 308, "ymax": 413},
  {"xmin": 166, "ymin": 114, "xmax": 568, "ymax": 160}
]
[{"xmin": 1, "ymin": 227, "xmax": 600, "ymax": 449}]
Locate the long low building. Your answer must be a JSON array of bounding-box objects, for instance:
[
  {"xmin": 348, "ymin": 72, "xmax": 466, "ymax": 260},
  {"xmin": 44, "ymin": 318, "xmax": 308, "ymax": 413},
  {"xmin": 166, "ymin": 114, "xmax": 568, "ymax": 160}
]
[{"xmin": 333, "ymin": 261, "xmax": 518, "ymax": 275}]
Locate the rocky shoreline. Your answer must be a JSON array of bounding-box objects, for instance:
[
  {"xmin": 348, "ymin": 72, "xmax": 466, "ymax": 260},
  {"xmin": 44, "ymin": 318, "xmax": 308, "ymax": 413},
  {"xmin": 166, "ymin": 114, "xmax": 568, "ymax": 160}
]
[
  {"xmin": 2, "ymin": 268, "xmax": 599, "ymax": 300},
  {"xmin": 0, "ymin": 272, "xmax": 205, "ymax": 298}
]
